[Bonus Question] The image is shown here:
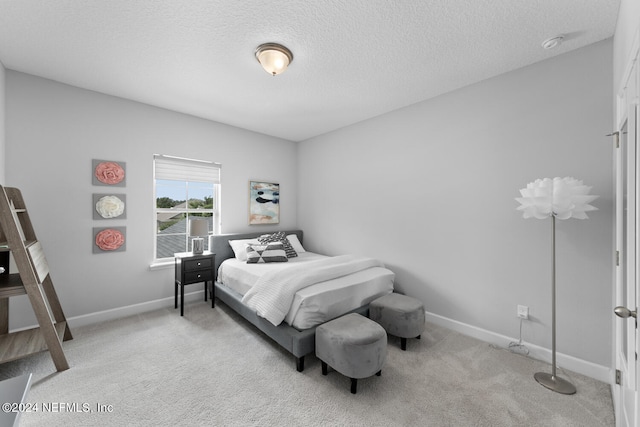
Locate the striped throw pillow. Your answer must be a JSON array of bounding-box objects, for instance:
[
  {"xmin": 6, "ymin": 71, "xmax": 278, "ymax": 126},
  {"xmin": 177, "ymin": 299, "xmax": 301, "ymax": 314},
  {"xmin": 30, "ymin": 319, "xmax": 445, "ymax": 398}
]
[
  {"xmin": 258, "ymin": 231, "xmax": 298, "ymax": 258},
  {"xmin": 246, "ymin": 242, "xmax": 288, "ymax": 263}
]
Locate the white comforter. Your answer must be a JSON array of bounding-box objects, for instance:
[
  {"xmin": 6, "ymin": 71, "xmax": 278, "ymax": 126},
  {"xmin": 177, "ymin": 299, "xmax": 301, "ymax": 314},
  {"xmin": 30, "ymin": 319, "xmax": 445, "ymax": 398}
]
[{"xmin": 241, "ymin": 254, "xmax": 385, "ymax": 326}]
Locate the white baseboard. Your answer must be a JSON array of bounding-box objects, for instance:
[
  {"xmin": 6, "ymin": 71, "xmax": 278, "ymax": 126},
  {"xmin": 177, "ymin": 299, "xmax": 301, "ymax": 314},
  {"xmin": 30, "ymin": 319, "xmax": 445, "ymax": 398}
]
[
  {"xmin": 66, "ymin": 290, "xmax": 206, "ymax": 329},
  {"xmin": 424, "ymin": 311, "xmax": 613, "ymax": 384}
]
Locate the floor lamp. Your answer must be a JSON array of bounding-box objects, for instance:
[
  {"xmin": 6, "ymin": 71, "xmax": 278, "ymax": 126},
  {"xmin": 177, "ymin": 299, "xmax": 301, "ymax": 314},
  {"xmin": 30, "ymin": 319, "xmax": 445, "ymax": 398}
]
[{"xmin": 516, "ymin": 177, "xmax": 598, "ymax": 395}]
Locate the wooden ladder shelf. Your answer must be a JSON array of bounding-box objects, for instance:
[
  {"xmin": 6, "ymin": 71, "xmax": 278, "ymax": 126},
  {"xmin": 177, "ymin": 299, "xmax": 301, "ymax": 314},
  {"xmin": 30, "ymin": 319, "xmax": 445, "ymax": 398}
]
[{"xmin": 0, "ymin": 186, "xmax": 72, "ymax": 371}]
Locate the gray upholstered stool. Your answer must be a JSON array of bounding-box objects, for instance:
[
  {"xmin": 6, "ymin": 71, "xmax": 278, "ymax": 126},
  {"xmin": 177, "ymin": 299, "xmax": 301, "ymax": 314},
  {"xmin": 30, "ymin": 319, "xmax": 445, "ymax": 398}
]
[
  {"xmin": 315, "ymin": 313, "xmax": 387, "ymax": 394},
  {"xmin": 370, "ymin": 293, "xmax": 425, "ymax": 350}
]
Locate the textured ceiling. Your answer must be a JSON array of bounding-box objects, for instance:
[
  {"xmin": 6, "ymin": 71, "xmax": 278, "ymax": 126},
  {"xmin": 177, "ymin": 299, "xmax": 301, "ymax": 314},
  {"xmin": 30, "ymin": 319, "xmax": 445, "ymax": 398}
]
[{"xmin": 0, "ymin": 0, "xmax": 620, "ymax": 142}]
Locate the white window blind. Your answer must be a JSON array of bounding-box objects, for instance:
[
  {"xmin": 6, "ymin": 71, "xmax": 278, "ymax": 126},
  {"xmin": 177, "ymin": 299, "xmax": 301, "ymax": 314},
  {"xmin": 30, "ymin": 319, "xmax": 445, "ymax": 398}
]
[{"xmin": 154, "ymin": 154, "xmax": 220, "ymax": 183}]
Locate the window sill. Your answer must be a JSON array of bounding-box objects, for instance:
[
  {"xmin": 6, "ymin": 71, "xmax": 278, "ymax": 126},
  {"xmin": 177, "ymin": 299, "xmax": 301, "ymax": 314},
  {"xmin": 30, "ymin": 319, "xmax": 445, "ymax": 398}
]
[{"xmin": 149, "ymin": 259, "xmax": 174, "ymax": 271}]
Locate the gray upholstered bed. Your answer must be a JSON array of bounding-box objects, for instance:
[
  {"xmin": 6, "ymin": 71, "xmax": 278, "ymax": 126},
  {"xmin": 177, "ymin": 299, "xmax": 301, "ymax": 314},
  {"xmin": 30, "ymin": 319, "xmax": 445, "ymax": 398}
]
[{"xmin": 210, "ymin": 230, "xmax": 381, "ymax": 372}]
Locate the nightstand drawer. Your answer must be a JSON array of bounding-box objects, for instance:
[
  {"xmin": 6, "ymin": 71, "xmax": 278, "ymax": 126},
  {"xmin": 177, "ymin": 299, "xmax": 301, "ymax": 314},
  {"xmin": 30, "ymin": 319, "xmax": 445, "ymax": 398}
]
[
  {"xmin": 184, "ymin": 257, "xmax": 213, "ymax": 271},
  {"xmin": 184, "ymin": 270, "xmax": 213, "ymax": 283}
]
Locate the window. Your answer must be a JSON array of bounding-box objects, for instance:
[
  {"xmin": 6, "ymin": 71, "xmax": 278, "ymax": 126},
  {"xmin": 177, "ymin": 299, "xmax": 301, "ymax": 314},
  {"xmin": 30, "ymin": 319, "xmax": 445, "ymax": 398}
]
[{"xmin": 153, "ymin": 154, "xmax": 221, "ymax": 262}]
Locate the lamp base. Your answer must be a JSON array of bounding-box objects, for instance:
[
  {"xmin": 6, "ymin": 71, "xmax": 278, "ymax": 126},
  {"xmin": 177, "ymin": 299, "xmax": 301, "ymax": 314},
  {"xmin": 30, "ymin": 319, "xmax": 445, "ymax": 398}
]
[
  {"xmin": 534, "ymin": 372, "xmax": 576, "ymax": 395},
  {"xmin": 191, "ymin": 238, "xmax": 204, "ymax": 254}
]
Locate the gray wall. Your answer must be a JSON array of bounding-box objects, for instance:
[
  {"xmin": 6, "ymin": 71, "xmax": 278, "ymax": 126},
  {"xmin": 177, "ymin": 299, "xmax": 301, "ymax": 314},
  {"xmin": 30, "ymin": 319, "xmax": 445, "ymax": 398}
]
[
  {"xmin": 5, "ymin": 71, "xmax": 297, "ymax": 328},
  {"xmin": 298, "ymin": 40, "xmax": 614, "ymax": 370}
]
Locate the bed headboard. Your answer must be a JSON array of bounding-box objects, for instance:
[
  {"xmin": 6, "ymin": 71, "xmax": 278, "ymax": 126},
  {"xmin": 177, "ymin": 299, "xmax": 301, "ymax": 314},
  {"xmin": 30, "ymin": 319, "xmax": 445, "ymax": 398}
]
[{"xmin": 210, "ymin": 230, "xmax": 303, "ymax": 280}]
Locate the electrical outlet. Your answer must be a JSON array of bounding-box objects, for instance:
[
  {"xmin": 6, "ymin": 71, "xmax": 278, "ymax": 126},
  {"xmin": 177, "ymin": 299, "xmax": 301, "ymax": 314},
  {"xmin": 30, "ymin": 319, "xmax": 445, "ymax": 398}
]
[{"xmin": 517, "ymin": 305, "xmax": 529, "ymax": 319}]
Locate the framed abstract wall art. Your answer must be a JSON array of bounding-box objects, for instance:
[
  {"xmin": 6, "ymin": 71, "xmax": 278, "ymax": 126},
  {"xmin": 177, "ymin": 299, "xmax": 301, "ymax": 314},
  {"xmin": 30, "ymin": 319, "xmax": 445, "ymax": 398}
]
[
  {"xmin": 92, "ymin": 159, "xmax": 126, "ymax": 187},
  {"xmin": 249, "ymin": 181, "xmax": 279, "ymax": 225}
]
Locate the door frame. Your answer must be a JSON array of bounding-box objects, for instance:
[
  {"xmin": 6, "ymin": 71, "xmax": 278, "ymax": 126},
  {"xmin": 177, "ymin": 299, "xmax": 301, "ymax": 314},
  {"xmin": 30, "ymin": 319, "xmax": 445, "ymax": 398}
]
[{"xmin": 614, "ymin": 32, "xmax": 640, "ymax": 427}]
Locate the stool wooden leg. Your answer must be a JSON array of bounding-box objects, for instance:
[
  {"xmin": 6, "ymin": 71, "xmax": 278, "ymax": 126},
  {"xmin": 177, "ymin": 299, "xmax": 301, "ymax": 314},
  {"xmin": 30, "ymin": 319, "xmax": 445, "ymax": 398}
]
[
  {"xmin": 321, "ymin": 361, "xmax": 328, "ymax": 375},
  {"xmin": 401, "ymin": 337, "xmax": 407, "ymax": 351},
  {"xmin": 350, "ymin": 378, "xmax": 357, "ymax": 394}
]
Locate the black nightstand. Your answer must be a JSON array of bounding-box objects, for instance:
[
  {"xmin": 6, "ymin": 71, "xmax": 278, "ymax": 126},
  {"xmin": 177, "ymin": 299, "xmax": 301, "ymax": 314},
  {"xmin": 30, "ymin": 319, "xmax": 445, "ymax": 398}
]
[{"xmin": 174, "ymin": 251, "xmax": 215, "ymax": 316}]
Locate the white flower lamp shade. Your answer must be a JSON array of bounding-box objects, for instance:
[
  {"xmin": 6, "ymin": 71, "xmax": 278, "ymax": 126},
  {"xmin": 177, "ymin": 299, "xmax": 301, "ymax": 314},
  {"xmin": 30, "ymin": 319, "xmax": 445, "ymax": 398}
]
[
  {"xmin": 189, "ymin": 219, "xmax": 209, "ymax": 254},
  {"xmin": 516, "ymin": 177, "xmax": 598, "ymax": 220},
  {"xmin": 515, "ymin": 177, "xmax": 597, "ymax": 395}
]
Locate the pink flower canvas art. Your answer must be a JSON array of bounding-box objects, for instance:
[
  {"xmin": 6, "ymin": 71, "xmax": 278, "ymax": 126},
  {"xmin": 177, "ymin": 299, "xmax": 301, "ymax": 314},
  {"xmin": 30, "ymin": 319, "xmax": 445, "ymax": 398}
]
[
  {"xmin": 92, "ymin": 159, "xmax": 126, "ymax": 187},
  {"xmin": 93, "ymin": 227, "xmax": 126, "ymax": 253}
]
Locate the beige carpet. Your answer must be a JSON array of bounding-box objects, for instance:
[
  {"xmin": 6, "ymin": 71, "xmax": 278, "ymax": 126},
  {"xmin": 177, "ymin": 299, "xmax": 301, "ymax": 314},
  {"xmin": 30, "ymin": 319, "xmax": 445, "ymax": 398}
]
[{"xmin": 0, "ymin": 301, "xmax": 614, "ymax": 426}]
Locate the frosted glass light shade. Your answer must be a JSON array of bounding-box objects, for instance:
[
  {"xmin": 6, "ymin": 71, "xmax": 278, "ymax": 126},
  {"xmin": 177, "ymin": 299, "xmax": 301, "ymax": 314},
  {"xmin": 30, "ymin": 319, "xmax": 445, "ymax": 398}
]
[
  {"xmin": 255, "ymin": 43, "xmax": 293, "ymax": 76},
  {"xmin": 189, "ymin": 218, "xmax": 209, "ymax": 237},
  {"xmin": 516, "ymin": 177, "xmax": 598, "ymax": 220}
]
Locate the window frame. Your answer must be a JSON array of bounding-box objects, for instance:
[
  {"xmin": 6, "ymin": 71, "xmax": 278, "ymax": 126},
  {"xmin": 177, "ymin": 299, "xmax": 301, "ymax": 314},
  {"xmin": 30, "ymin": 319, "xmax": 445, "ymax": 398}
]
[{"xmin": 152, "ymin": 154, "xmax": 221, "ymax": 266}]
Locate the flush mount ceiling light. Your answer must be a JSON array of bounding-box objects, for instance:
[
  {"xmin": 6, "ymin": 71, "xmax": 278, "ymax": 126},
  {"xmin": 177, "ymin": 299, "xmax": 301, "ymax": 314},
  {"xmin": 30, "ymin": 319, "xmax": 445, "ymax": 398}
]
[
  {"xmin": 541, "ymin": 35, "xmax": 564, "ymax": 50},
  {"xmin": 255, "ymin": 43, "xmax": 293, "ymax": 76}
]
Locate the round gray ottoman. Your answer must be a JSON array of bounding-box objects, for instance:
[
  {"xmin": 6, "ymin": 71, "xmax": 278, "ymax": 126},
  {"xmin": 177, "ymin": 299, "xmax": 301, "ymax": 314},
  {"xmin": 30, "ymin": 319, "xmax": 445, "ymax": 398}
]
[
  {"xmin": 369, "ymin": 293, "xmax": 425, "ymax": 350},
  {"xmin": 315, "ymin": 313, "xmax": 387, "ymax": 394}
]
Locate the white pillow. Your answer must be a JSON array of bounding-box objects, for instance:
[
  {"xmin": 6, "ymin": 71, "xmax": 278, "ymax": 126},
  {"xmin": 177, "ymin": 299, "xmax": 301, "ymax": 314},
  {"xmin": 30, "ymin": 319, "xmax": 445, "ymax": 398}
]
[
  {"xmin": 228, "ymin": 238, "xmax": 260, "ymax": 261},
  {"xmin": 286, "ymin": 234, "xmax": 305, "ymax": 253}
]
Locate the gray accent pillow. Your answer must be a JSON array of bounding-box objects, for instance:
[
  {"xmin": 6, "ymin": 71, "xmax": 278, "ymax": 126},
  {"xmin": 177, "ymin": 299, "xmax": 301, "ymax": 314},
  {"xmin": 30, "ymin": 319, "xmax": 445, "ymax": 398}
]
[
  {"xmin": 258, "ymin": 231, "xmax": 298, "ymax": 258},
  {"xmin": 246, "ymin": 242, "xmax": 288, "ymax": 263}
]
